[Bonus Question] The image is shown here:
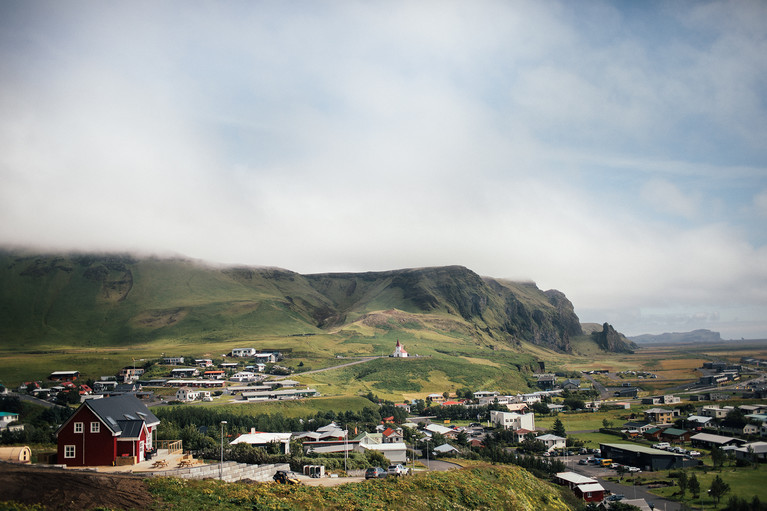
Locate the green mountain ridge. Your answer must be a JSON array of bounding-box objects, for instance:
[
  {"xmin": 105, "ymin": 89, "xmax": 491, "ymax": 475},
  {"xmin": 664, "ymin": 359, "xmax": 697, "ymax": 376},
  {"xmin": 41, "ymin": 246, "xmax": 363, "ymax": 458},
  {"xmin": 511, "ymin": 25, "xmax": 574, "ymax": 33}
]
[{"xmin": 0, "ymin": 250, "xmax": 632, "ymax": 356}]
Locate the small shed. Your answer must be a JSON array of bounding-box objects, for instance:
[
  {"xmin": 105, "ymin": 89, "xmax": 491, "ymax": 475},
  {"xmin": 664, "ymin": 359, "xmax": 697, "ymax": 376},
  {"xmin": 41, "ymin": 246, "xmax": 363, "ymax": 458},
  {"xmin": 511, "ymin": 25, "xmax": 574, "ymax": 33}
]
[{"xmin": 0, "ymin": 446, "xmax": 32, "ymax": 463}]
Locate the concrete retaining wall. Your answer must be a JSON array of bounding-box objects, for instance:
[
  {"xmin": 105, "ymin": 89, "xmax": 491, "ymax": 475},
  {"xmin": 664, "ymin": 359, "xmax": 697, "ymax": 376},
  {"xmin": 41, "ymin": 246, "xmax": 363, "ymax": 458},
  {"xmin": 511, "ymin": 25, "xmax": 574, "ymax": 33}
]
[{"xmin": 149, "ymin": 461, "xmax": 290, "ymax": 483}]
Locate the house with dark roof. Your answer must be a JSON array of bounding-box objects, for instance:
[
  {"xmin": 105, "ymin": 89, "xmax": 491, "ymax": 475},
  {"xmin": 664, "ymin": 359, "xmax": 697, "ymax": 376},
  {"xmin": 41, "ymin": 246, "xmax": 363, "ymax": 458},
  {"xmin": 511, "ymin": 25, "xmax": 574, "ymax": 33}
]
[{"xmin": 56, "ymin": 395, "xmax": 160, "ymax": 467}]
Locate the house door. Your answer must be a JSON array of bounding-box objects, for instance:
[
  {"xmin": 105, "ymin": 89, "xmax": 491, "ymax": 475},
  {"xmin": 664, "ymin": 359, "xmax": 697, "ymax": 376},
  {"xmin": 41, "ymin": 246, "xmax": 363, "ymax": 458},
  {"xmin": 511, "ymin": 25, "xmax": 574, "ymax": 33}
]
[{"xmin": 139, "ymin": 441, "xmax": 145, "ymax": 462}]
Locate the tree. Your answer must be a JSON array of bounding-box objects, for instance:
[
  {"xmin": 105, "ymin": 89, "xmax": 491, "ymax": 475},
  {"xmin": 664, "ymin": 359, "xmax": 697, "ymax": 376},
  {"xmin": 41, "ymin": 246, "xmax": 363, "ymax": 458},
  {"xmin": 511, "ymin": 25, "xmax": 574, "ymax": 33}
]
[
  {"xmin": 563, "ymin": 396, "xmax": 585, "ymax": 411},
  {"xmin": 688, "ymin": 473, "xmax": 700, "ymax": 498},
  {"xmin": 552, "ymin": 418, "xmax": 566, "ymax": 438},
  {"xmin": 602, "ymin": 418, "xmax": 614, "ymax": 429},
  {"xmin": 709, "ymin": 475, "xmax": 731, "ymax": 506},
  {"xmin": 677, "ymin": 471, "xmax": 688, "ymax": 498},
  {"xmin": 531, "ymin": 402, "xmax": 550, "ymax": 415},
  {"xmin": 711, "ymin": 445, "xmax": 726, "ymax": 469}
]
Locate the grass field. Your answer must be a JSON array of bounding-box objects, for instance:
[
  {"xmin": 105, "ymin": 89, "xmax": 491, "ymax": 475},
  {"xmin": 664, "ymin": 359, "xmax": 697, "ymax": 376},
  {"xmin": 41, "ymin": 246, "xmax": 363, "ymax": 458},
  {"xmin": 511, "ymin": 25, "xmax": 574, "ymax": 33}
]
[{"xmin": 641, "ymin": 464, "xmax": 767, "ymax": 509}]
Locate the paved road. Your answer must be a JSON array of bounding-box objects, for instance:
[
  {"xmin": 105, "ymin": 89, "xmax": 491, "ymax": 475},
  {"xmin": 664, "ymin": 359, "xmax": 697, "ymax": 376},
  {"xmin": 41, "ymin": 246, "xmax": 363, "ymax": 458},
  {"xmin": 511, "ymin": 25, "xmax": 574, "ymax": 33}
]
[
  {"xmin": 416, "ymin": 458, "xmax": 461, "ymax": 472},
  {"xmin": 561, "ymin": 457, "xmax": 683, "ymax": 511}
]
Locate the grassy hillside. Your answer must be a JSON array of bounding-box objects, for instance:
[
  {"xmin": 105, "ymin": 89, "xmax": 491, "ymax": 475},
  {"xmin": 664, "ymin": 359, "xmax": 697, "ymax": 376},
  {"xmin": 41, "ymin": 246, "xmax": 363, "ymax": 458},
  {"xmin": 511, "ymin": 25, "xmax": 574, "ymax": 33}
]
[
  {"xmin": 147, "ymin": 464, "xmax": 575, "ymax": 511},
  {"xmin": 0, "ymin": 250, "xmax": 633, "ymax": 393}
]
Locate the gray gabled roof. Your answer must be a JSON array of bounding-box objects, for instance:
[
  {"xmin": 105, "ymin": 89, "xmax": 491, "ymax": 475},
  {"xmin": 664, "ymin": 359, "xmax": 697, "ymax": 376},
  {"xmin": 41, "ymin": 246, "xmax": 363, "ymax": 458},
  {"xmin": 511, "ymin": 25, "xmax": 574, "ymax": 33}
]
[{"xmin": 85, "ymin": 395, "xmax": 160, "ymax": 436}]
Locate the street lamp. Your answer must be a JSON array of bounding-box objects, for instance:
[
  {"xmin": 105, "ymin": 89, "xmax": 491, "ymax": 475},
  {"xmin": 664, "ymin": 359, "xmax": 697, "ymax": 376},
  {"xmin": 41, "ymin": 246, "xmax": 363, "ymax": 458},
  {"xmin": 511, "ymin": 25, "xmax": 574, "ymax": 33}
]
[{"xmin": 220, "ymin": 420, "xmax": 227, "ymax": 480}]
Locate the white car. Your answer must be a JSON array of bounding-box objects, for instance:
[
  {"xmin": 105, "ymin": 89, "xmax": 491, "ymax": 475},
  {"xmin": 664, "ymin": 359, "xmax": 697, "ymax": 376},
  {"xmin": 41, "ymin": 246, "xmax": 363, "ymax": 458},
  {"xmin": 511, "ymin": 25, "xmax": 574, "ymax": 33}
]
[
  {"xmin": 688, "ymin": 451, "xmax": 701, "ymax": 457},
  {"xmin": 387, "ymin": 464, "xmax": 408, "ymax": 476},
  {"xmin": 627, "ymin": 466, "xmax": 641, "ymax": 473}
]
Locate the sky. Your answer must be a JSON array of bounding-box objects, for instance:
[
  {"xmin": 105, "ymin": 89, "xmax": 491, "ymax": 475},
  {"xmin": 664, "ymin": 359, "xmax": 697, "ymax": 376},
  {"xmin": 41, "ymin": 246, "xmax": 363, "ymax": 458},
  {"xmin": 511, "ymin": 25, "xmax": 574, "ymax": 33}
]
[{"xmin": 1, "ymin": 1, "xmax": 766, "ymax": 339}]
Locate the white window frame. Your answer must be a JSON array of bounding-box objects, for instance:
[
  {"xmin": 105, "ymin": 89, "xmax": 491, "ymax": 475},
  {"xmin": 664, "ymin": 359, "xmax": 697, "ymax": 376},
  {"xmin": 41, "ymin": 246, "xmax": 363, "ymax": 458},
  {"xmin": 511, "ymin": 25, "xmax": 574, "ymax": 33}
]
[
  {"xmin": 74, "ymin": 422, "xmax": 83, "ymax": 433},
  {"xmin": 64, "ymin": 445, "xmax": 76, "ymax": 458},
  {"xmin": 90, "ymin": 422, "xmax": 100, "ymax": 433}
]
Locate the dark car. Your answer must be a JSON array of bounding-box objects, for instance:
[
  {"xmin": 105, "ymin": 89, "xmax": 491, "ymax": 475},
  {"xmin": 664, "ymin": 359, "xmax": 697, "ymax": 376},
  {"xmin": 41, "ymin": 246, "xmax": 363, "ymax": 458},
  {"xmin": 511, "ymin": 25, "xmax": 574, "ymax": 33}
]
[
  {"xmin": 273, "ymin": 470, "xmax": 301, "ymax": 484},
  {"xmin": 365, "ymin": 467, "xmax": 388, "ymax": 479},
  {"xmin": 606, "ymin": 494, "xmax": 625, "ymax": 502}
]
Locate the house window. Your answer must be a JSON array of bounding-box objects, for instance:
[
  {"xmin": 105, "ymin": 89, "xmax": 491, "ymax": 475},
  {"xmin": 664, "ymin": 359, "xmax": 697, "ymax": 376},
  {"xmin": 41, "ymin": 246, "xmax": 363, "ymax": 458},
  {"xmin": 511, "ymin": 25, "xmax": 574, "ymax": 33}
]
[
  {"xmin": 90, "ymin": 422, "xmax": 100, "ymax": 433},
  {"xmin": 64, "ymin": 445, "xmax": 76, "ymax": 458},
  {"xmin": 74, "ymin": 422, "xmax": 83, "ymax": 433}
]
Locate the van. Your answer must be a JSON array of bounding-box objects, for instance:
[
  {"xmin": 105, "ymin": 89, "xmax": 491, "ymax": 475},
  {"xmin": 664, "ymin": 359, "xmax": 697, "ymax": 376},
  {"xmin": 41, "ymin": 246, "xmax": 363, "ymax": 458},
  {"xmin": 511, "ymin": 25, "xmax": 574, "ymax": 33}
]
[
  {"xmin": 600, "ymin": 459, "xmax": 613, "ymax": 467},
  {"xmin": 653, "ymin": 442, "xmax": 670, "ymax": 450}
]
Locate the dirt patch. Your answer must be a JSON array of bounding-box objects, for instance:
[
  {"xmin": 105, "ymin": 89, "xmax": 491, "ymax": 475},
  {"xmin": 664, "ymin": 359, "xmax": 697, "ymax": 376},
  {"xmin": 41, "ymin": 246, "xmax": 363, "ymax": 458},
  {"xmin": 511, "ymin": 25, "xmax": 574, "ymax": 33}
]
[{"xmin": 0, "ymin": 462, "xmax": 155, "ymax": 510}]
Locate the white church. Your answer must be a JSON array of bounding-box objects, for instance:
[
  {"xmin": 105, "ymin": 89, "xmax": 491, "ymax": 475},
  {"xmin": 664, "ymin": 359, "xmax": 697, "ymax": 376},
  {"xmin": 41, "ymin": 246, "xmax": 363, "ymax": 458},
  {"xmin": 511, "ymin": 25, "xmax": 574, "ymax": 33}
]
[{"xmin": 392, "ymin": 339, "xmax": 408, "ymax": 358}]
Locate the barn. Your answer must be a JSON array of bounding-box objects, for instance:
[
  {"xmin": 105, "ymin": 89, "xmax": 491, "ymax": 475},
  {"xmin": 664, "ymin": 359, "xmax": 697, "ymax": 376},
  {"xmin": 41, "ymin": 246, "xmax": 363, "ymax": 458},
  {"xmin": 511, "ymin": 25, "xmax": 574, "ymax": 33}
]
[
  {"xmin": 56, "ymin": 395, "xmax": 160, "ymax": 467},
  {"xmin": 0, "ymin": 446, "xmax": 31, "ymax": 463}
]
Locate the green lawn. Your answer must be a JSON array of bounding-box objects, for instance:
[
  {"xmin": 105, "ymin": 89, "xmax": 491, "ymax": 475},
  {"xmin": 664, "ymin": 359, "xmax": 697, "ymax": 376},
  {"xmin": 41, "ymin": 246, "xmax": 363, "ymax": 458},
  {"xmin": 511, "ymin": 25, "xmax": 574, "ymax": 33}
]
[{"xmin": 646, "ymin": 465, "xmax": 767, "ymax": 509}]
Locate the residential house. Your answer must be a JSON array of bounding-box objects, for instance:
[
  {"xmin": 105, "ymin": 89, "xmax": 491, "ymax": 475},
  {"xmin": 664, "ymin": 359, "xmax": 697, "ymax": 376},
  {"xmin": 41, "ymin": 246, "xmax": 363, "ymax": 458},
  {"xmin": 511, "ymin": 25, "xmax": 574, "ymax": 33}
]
[
  {"xmin": 230, "ymin": 428, "xmax": 291, "ymax": 454},
  {"xmin": 700, "ymin": 405, "xmax": 733, "ymax": 419},
  {"xmin": 49, "ymin": 371, "xmax": 79, "ymax": 382},
  {"xmin": 490, "ymin": 411, "xmax": 535, "ymax": 431},
  {"xmin": 195, "ymin": 359, "xmax": 213, "ymax": 368},
  {"xmin": 203, "ymin": 370, "xmax": 226, "ymax": 380},
  {"xmin": 513, "ymin": 428, "xmax": 535, "ymax": 443},
  {"xmin": 537, "ymin": 374, "xmax": 556, "ymax": 390},
  {"xmin": 536, "ymin": 434, "xmax": 566, "ymax": 452},
  {"xmin": 554, "ymin": 472, "xmax": 605, "ymax": 502},
  {"xmin": 254, "ymin": 352, "xmax": 279, "ymax": 363},
  {"xmin": 56, "ymin": 395, "xmax": 160, "ymax": 466},
  {"xmin": 382, "ymin": 427, "xmax": 404, "ymax": 443},
  {"xmin": 686, "ymin": 415, "xmax": 714, "ymax": 430},
  {"xmin": 561, "ymin": 379, "xmax": 581, "ymax": 391},
  {"xmin": 614, "ymin": 387, "xmax": 639, "ymax": 398},
  {"xmin": 473, "ymin": 391, "xmax": 500, "ymax": 400},
  {"xmin": 660, "ymin": 428, "xmax": 692, "ymax": 444},
  {"xmin": 427, "ymin": 393, "xmax": 446, "ymax": 403},
  {"xmin": 622, "ymin": 421, "xmax": 654, "ymax": 435},
  {"xmin": 170, "ymin": 368, "xmax": 199, "ymax": 378},
  {"xmin": 721, "ymin": 423, "xmax": 759, "ymax": 437},
  {"xmin": 733, "ymin": 441, "xmax": 767, "ymax": 462},
  {"xmin": 117, "ymin": 367, "xmax": 144, "ymax": 383},
  {"xmin": 175, "ymin": 387, "xmax": 210, "ymax": 402},
  {"xmin": 644, "ymin": 408, "xmax": 675, "ymax": 424},
  {"xmin": 690, "ymin": 432, "xmax": 745, "ymax": 449},
  {"xmin": 162, "ymin": 356, "xmax": 185, "ymax": 365},
  {"xmin": 230, "ymin": 371, "xmax": 259, "ymax": 382},
  {"xmin": 424, "ymin": 423, "xmax": 457, "ymax": 439},
  {"xmin": 231, "ymin": 348, "xmax": 256, "ymax": 358},
  {"xmin": 355, "ymin": 441, "xmax": 407, "ymax": 463},
  {"xmin": 433, "ymin": 443, "xmax": 459, "ymax": 456},
  {"xmin": 0, "ymin": 412, "xmax": 19, "ymax": 430}
]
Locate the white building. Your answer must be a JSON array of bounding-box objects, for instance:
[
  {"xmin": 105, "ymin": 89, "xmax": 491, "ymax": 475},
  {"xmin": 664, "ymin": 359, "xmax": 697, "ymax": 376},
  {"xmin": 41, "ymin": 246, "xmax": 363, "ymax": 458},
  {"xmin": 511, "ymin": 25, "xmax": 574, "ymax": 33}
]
[
  {"xmin": 230, "ymin": 429, "xmax": 292, "ymax": 454},
  {"xmin": 536, "ymin": 434, "xmax": 567, "ymax": 452},
  {"xmin": 490, "ymin": 411, "xmax": 535, "ymax": 431},
  {"xmin": 231, "ymin": 348, "xmax": 257, "ymax": 358},
  {"xmin": 392, "ymin": 339, "xmax": 408, "ymax": 358},
  {"xmin": 0, "ymin": 412, "xmax": 19, "ymax": 430},
  {"xmin": 230, "ymin": 371, "xmax": 259, "ymax": 382},
  {"xmin": 175, "ymin": 387, "xmax": 211, "ymax": 402}
]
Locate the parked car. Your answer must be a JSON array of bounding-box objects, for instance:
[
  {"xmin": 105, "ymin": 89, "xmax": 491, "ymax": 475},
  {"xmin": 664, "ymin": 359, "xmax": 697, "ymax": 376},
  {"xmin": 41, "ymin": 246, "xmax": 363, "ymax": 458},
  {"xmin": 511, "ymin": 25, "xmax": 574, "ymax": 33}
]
[
  {"xmin": 688, "ymin": 451, "xmax": 701, "ymax": 457},
  {"xmin": 273, "ymin": 470, "xmax": 302, "ymax": 485},
  {"xmin": 627, "ymin": 466, "xmax": 641, "ymax": 473},
  {"xmin": 653, "ymin": 442, "xmax": 670, "ymax": 450},
  {"xmin": 606, "ymin": 494, "xmax": 625, "ymax": 501},
  {"xmin": 578, "ymin": 459, "xmax": 589, "ymax": 465},
  {"xmin": 388, "ymin": 464, "xmax": 409, "ymax": 476},
  {"xmin": 365, "ymin": 467, "xmax": 388, "ymax": 479}
]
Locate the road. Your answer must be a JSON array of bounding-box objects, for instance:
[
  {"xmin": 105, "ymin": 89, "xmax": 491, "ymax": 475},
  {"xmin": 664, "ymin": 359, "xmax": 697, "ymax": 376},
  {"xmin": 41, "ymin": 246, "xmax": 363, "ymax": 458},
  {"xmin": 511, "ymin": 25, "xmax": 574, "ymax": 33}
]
[
  {"xmin": 561, "ymin": 456, "xmax": 683, "ymax": 511},
  {"xmin": 274, "ymin": 357, "xmax": 384, "ymax": 379}
]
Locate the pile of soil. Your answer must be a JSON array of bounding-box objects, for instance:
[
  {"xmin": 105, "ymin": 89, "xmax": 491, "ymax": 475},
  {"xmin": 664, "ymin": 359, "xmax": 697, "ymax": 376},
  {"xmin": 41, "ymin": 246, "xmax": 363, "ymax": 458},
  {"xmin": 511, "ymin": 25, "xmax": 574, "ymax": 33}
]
[{"xmin": 0, "ymin": 462, "xmax": 155, "ymax": 510}]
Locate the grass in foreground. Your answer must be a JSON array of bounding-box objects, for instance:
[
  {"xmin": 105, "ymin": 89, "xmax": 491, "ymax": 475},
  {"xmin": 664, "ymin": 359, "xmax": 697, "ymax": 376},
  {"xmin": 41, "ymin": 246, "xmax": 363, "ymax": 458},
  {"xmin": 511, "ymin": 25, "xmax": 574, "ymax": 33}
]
[{"xmin": 148, "ymin": 464, "xmax": 574, "ymax": 511}]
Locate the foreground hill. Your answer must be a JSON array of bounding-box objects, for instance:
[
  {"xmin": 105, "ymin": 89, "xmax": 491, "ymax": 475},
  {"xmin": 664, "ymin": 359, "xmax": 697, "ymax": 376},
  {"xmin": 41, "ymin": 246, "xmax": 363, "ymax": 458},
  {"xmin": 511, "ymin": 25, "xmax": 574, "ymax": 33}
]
[
  {"xmin": 0, "ymin": 250, "xmax": 638, "ymax": 356},
  {"xmin": 0, "ymin": 461, "xmax": 574, "ymax": 511}
]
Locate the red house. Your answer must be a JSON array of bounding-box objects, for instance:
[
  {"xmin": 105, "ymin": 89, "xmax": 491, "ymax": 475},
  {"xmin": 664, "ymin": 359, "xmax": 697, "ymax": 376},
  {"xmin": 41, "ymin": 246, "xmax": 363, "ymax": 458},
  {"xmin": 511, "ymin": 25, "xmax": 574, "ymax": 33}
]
[{"xmin": 56, "ymin": 395, "xmax": 160, "ymax": 467}]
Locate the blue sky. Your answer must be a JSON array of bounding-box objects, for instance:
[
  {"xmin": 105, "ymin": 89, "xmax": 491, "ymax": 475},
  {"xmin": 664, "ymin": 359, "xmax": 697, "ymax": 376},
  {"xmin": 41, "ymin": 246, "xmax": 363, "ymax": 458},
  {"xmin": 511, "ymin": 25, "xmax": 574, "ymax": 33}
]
[{"xmin": 1, "ymin": 0, "xmax": 766, "ymax": 339}]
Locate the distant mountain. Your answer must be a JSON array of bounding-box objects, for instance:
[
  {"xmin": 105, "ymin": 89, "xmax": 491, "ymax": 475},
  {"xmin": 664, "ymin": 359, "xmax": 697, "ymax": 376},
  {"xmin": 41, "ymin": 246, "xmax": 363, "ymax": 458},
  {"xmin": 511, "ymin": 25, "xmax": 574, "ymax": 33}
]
[
  {"xmin": 0, "ymin": 250, "xmax": 631, "ymax": 354},
  {"xmin": 630, "ymin": 329, "xmax": 723, "ymax": 344}
]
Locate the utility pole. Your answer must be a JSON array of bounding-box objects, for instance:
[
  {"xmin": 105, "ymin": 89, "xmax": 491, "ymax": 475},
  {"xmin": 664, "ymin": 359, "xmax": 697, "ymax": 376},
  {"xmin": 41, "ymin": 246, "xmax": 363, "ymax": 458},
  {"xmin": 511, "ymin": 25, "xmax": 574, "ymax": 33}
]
[{"xmin": 220, "ymin": 420, "xmax": 227, "ymax": 480}]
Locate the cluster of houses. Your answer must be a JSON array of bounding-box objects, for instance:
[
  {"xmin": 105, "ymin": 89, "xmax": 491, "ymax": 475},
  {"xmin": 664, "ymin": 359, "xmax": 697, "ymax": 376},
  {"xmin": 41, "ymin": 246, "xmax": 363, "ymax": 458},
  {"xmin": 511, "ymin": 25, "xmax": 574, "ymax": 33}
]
[{"xmin": 616, "ymin": 398, "xmax": 767, "ymax": 467}]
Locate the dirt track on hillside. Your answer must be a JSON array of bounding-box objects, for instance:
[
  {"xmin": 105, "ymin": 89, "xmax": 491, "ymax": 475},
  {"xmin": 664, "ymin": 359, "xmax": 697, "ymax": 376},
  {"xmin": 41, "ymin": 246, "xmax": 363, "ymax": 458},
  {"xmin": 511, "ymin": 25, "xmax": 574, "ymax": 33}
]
[{"xmin": 0, "ymin": 462, "xmax": 155, "ymax": 510}]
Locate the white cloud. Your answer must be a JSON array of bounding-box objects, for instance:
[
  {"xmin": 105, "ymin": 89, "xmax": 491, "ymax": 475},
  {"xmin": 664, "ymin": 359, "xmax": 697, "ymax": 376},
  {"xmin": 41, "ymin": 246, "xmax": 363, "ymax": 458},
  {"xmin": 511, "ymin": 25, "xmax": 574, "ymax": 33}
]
[
  {"xmin": 639, "ymin": 179, "xmax": 702, "ymax": 220},
  {"xmin": 1, "ymin": 0, "xmax": 766, "ymax": 338}
]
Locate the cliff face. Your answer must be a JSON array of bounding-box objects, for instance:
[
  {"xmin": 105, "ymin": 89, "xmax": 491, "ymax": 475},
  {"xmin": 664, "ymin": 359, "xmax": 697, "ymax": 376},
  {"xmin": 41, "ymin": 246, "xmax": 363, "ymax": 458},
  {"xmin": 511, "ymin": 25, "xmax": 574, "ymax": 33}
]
[
  {"xmin": 0, "ymin": 251, "xmax": 609, "ymax": 353},
  {"xmin": 591, "ymin": 322, "xmax": 637, "ymax": 353}
]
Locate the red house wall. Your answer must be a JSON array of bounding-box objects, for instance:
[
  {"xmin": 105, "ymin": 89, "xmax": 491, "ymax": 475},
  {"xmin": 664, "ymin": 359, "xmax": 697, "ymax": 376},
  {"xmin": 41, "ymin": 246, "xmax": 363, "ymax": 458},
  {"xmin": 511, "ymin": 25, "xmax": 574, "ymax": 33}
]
[{"xmin": 57, "ymin": 406, "xmax": 117, "ymax": 467}]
